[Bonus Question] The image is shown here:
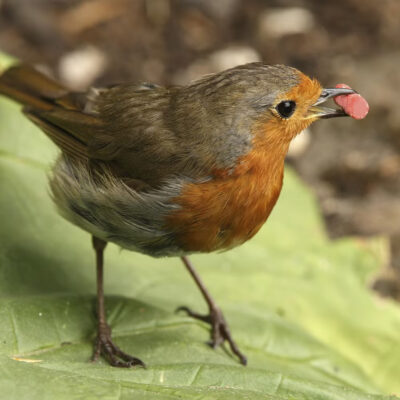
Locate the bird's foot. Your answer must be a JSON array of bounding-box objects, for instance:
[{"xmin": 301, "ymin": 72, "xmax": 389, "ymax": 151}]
[
  {"xmin": 177, "ymin": 305, "xmax": 247, "ymax": 365},
  {"xmin": 92, "ymin": 323, "xmax": 145, "ymax": 368}
]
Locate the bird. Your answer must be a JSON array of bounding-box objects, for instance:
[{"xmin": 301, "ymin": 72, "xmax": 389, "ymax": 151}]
[{"xmin": 0, "ymin": 62, "xmax": 364, "ymax": 368}]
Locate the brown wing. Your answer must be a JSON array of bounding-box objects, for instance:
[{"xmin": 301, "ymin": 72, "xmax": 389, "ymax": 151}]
[
  {"xmin": 0, "ymin": 64, "xmax": 101, "ymax": 161},
  {"xmin": 0, "ymin": 64, "xmax": 186, "ymax": 186},
  {"xmin": 0, "ymin": 64, "xmax": 247, "ymax": 187}
]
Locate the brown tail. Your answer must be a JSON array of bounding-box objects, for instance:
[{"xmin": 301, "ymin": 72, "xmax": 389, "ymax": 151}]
[
  {"xmin": 0, "ymin": 65, "xmax": 99, "ymax": 160},
  {"xmin": 0, "ymin": 64, "xmax": 67, "ymax": 110}
]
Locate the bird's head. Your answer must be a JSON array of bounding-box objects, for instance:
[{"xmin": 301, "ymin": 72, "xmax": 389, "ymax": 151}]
[
  {"xmin": 212, "ymin": 63, "xmax": 357, "ymax": 146},
  {"xmin": 178, "ymin": 62, "xmax": 364, "ymax": 175}
]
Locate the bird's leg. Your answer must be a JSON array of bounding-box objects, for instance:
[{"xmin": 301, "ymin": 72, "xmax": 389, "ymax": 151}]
[
  {"xmin": 177, "ymin": 256, "xmax": 247, "ymax": 365},
  {"xmin": 91, "ymin": 236, "xmax": 145, "ymax": 368}
]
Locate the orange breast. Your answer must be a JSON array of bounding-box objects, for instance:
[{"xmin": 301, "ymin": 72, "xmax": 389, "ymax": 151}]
[{"xmin": 166, "ymin": 141, "xmax": 289, "ymax": 253}]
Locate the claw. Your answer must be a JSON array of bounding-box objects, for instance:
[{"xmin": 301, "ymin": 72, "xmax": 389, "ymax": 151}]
[
  {"xmin": 93, "ymin": 323, "xmax": 146, "ymax": 368},
  {"xmin": 176, "ymin": 305, "xmax": 247, "ymax": 365}
]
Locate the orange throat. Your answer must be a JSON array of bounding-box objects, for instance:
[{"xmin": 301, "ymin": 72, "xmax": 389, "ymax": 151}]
[{"xmin": 166, "ymin": 140, "xmax": 289, "ymax": 253}]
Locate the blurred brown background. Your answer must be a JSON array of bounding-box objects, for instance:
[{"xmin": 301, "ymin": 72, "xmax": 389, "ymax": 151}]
[{"xmin": 1, "ymin": 0, "xmax": 399, "ymax": 297}]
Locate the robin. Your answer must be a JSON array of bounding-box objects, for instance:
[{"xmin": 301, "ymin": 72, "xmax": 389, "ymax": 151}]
[{"xmin": 0, "ymin": 62, "xmax": 368, "ymax": 367}]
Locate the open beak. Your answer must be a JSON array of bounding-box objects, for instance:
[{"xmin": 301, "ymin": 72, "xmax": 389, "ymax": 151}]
[{"xmin": 307, "ymin": 87, "xmax": 357, "ymax": 119}]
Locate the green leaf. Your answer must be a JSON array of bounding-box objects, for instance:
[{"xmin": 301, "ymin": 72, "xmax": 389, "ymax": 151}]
[{"xmin": 0, "ymin": 53, "xmax": 399, "ymax": 399}]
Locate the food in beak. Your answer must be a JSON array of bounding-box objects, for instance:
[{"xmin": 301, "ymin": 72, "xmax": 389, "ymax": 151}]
[{"xmin": 334, "ymin": 83, "xmax": 369, "ymax": 120}]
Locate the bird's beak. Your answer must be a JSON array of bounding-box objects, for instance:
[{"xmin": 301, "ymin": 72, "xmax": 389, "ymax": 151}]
[{"xmin": 307, "ymin": 87, "xmax": 357, "ymax": 119}]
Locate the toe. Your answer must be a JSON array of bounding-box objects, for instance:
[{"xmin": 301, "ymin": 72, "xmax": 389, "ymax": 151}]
[
  {"xmin": 176, "ymin": 306, "xmax": 211, "ymax": 323},
  {"xmin": 103, "ymin": 344, "xmax": 145, "ymax": 368},
  {"xmin": 94, "ymin": 332, "xmax": 146, "ymax": 368}
]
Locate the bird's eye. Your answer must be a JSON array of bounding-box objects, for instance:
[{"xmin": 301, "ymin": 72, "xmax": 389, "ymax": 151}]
[{"xmin": 276, "ymin": 100, "xmax": 296, "ymax": 119}]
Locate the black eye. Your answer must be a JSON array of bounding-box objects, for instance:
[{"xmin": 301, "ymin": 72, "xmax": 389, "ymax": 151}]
[{"xmin": 276, "ymin": 100, "xmax": 296, "ymax": 119}]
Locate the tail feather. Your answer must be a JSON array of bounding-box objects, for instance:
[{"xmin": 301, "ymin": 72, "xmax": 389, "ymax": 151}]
[
  {"xmin": 0, "ymin": 64, "xmax": 67, "ymax": 108},
  {"xmin": 0, "ymin": 64, "xmax": 97, "ymax": 160},
  {"xmin": 25, "ymin": 112, "xmax": 88, "ymax": 160}
]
